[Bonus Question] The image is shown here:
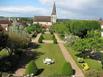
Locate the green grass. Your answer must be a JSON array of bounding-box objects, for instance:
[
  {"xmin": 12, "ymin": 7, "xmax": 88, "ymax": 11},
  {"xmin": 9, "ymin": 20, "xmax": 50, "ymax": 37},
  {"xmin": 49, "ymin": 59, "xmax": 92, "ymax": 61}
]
[
  {"xmin": 65, "ymin": 44, "xmax": 103, "ymax": 75},
  {"xmin": 33, "ymin": 44, "xmax": 66, "ymax": 76},
  {"xmin": 43, "ymin": 34, "xmax": 53, "ymax": 40}
]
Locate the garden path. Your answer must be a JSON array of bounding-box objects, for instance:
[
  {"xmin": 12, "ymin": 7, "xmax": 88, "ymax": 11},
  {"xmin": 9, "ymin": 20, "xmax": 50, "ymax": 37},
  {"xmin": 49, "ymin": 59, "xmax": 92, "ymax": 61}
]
[
  {"xmin": 14, "ymin": 33, "xmax": 42, "ymax": 76},
  {"xmin": 54, "ymin": 33, "xmax": 85, "ymax": 77},
  {"xmin": 14, "ymin": 68, "xmax": 25, "ymax": 76},
  {"xmin": 32, "ymin": 33, "xmax": 41, "ymax": 43}
]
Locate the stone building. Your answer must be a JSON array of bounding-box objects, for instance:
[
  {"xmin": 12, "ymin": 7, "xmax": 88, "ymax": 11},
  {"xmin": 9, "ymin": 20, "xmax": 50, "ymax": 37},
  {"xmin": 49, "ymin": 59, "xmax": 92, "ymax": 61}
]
[
  {"xmin": 0, "ymin": 19, "xmax": 11, "ymax": 31},
  {"xmin": 33, "ymin": 2, "xmax": 57, "ymax": 27}
]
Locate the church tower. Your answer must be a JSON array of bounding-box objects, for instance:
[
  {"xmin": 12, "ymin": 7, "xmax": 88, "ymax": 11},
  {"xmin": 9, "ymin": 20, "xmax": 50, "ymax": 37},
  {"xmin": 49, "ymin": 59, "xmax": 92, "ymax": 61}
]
[{"xmin": 51, "ymin": 2, "xmax": 57, "ymax": 23}]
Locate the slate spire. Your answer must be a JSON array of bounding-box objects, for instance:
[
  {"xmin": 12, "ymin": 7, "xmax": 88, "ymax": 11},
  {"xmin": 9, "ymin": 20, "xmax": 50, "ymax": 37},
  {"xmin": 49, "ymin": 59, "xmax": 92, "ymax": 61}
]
[{"xmin": 51, "ymin": 2, "xmax": 56, "ymax": 15}]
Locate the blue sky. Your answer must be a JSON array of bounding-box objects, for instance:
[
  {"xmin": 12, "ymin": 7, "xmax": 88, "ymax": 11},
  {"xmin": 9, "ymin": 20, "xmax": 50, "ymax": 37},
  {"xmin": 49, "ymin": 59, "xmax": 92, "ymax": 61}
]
[{"xmin": 0, "ymin": 0, "xmax": 103, "ymax": 19}]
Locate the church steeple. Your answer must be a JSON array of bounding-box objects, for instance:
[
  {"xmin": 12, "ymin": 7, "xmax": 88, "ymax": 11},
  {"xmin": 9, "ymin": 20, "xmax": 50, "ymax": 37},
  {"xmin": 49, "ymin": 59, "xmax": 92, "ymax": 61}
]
[
  {"xmin": 51, "ymin": 2, "xmax": 56, "ymax": 15},
  {"xmin": 51, "ymin": 1, "xmax": 57, "ymax": 23}
]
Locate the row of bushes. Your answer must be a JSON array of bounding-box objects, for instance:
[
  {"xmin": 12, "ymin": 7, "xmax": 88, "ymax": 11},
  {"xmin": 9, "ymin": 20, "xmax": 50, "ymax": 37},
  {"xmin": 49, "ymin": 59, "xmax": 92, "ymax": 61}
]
[
  {"xmin": 38, "ymin": 34, "xmax": 44, "ymax": 43},
  {"xmin": 53, "ymin": 34, "xmax": 57, "ymax": 44},
  {"xmin": 38, "ymin": 33, "xmax": 57, "ymax": 44},
  {"xmin": 25, "ymin": 61, "xmax": 74, "ymax": 76},
  {"xmin": 51, "ymin": 20, "xmax": 100, "ymax": 38},
  {"xmin": 25, "ymin": 60, "xmax": 38, "ymax": 76}
]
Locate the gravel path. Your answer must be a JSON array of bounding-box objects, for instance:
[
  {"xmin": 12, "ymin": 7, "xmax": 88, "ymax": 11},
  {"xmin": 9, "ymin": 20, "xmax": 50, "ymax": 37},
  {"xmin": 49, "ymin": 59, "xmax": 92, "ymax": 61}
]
[
  {"xmin": 32, "ymin": 33, "xmax": 41, "ymax": 43},
  {"xmin": 54, "ymin": 33, "xmax": 85, "ymax": 77}
]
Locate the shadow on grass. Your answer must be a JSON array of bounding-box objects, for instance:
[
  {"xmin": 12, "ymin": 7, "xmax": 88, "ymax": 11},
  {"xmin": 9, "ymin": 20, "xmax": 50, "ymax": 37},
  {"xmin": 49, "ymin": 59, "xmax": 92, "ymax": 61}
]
[
  {"xmin": 0, "ymin": 45, "xmax": 44, "ymax": 74},
  {"xmin": 36, "ymin": 68, "xmax": 44, "ymax": 75},
  {"xmin": 28, "ymin": 43, "xmax": 40, "ymax": 49}
]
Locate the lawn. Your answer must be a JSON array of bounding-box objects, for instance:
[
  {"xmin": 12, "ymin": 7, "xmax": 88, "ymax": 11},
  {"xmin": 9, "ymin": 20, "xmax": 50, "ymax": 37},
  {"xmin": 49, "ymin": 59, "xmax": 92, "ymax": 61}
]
[
  {"xmin": 33, "ymin": 44, "xmax": 66, "ymax": 76},
  {"xmin": 65, "ymin": 44, "xmax": 103, "ymax": 76},
  {"xmin": 43, "ymin": 33, "xmax": 53, "ymax": 40}
]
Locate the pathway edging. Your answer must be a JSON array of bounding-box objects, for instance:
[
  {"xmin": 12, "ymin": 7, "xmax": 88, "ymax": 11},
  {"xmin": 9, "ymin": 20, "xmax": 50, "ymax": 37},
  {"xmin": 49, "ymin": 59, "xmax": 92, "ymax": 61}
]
[{"xmin": 54, "ymin": 33, "xmax": 85, "ymax": 77}]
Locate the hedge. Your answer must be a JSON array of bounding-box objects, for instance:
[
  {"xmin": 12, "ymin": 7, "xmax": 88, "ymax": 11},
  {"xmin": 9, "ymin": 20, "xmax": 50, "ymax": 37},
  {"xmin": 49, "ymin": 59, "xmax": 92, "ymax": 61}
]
[
  {"xmin": 62, "ymin": 62, "xmax": 73, "ymax": 76},
  {"xmin": 25, "ymin": 60, "xmax": 38, "ymax": 75}
]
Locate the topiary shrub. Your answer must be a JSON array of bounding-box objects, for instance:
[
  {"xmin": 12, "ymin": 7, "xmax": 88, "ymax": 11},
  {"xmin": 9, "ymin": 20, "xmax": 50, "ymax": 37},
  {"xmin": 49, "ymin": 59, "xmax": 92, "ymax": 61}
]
[
  {"xmin": 53, "ymin": 34, "xmax": 57, "ymax": 44},
  {"xmin": 38, "ymin": 34, "xmax": 44, "ymax": 43},
  {"xmin": 62, "ymin": 62, "xmax": 73, "ymax": 76},
  {"xmin": 25, "ymin": 60, "xmax": 38, "ymax": 76}
]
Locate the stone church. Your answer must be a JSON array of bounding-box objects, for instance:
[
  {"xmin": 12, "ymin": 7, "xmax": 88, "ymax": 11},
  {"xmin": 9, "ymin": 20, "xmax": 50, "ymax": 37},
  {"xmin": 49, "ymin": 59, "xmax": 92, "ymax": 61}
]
[{"xmin": 33, "ymin": 2, "xmax": 57, "ymax": 27}]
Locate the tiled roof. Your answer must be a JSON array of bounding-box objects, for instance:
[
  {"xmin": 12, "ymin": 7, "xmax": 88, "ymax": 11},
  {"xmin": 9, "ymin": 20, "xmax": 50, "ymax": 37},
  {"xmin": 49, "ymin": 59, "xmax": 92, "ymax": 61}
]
[
  {"xmin": 33, "ymin": 16, "xmax": 51, "ymax": 22},
  {"xmin": 0, "ymin": 20, "xmax": 11, "ymax": 25}
]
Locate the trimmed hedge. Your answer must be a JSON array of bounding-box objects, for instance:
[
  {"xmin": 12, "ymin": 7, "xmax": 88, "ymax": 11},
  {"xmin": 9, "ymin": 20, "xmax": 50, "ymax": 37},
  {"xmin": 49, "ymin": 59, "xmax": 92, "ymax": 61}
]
[
  {"xmin": 25, "ymin": 60, "xmax": 38, "ymax": 75},
  {"xmin": 62, "ymin": 62, "xmax": 73, "ymax": 76},
  {"xmin": 38, "ymin": 34, "xmax": 44, "ymax": 43},
  {"xmin": 53, "ymin": 34, "xmax": 57, "ymax": 44}
]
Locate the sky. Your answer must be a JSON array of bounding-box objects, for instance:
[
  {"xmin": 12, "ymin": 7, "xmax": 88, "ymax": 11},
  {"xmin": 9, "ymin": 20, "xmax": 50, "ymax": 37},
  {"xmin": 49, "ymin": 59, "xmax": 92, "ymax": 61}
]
[{"xmin": 0, "ymin": 0, "xmax": 103, "ymax": 19}]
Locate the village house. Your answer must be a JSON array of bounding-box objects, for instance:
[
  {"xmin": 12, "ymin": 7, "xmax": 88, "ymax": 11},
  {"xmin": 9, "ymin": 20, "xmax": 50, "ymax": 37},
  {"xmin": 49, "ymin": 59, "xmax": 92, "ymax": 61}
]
[
  {"xmin": 33, "ymin": 2, "xmax": 57, "ymax": 28},
  {"xmin": 0, "ymin": 19, "xmax": 11, "ymax": 31}
]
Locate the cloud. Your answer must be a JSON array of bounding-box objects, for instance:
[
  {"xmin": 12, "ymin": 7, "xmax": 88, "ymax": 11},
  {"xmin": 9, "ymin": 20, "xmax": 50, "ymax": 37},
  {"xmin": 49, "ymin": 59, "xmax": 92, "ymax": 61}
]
[
  {"xmin": 38, "ymin": 0, "xmax": 103, "ymax": 19},
  {"xmin": 0, "ymin": 6, "xmax": 50, "ymax": 17},
  {"xmin": 0, "ymin": 0, "xmax": 103, "ymax": 19}
]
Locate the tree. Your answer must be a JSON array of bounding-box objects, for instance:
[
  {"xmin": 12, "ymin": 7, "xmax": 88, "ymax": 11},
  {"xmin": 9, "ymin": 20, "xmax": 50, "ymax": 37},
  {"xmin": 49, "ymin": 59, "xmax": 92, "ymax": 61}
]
[
  {"xmin": 6, "ymin": 30, "xmax": 31, "ymax": 56},
  {"xmin": 26, "ymin": 24, "xmax": 42, "ymax": 34},
  {"xmin": 72, "ymin": 37, "xmax": 103, "ymax": 58},
  {"xmin": 87, "ymin": 30, "xmax": 101, "ymax": 38},
  {"xmin": 0, "ymin": 32, "xmax": 8, "ymax": 50},
  {"xmin": 68, "ymin": 20, "xmax": 100, "ymax": 37},
  {"xmin": 51, "ymin": 20, "xmax": 100, "ymax": 38}
]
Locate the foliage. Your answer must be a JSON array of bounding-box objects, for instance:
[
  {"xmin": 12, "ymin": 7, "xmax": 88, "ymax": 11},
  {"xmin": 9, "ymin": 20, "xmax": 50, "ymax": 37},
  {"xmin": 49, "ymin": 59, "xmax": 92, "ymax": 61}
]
[
  {"xmin": 100, "ymin": 53, "xmax": 103, "ymax": 69},
  {"xmin": 72, "ymin": 37, "xmax": 103, "ymax": 58},
  {"xmin": 53, "ymin": 34, "xmax": 57, "ymax": 44},
  {"xmin": 19, "ymin": 17, "xmax": 33, "ymax": 24},
  {"xmin": 43, "ymin": 33, "xmax": 53, "ymax": 40},
  {"xmin": 38, "ymin": 34, "xmax": 44, "ymax": 43},
  {"xmin": 0, "ymin": 32, "xmax": 8, "ymax": 49},
  {"xmin": 4, "ymin": 25, "xmax": 31, "ymax": 56},
  {"xmin": 66, "ymin": 34, "xmax": 80, "ymax": 45},
  {"xmin": 51, "ymin": 22, "xmax": 69, "ymax": 34},
  {"xmin": 87, "ymin": 30, "xmax": 101, "ymax": 38},
  {"xmin": 62, "ymin": 62, "xmax": 73, "ymax": 76},
  {"xmin": 77, "ymin": 58, "xmax": 84, "ymax": 63},
  {"xmin": 86, "ymin": 69, "xmax": 102, "ymax": 77},
  {"xmin": 51, "ymin": 20, "xmax": 100, "ymax": 38},
  {"xmin": 71, "ymin": 29, "xmax": 103, "ymax": 58},
  {"xmin": 7, "ymin": 30, "xmax": 30, "ymax": 48},
  {"xmin": 68, "ymin": 20, "xmax": 100, "ymax": 37},
  {"xmin": 0, "ymin": 48, "xmax": 9, "ymax": 57},
  {"xmin": 25, "ymin": 60, "xmax": 38, "ymax": 75},
  {"xmin": 26, "ymin": 24, "xmax": 42, "ymax": 34}
]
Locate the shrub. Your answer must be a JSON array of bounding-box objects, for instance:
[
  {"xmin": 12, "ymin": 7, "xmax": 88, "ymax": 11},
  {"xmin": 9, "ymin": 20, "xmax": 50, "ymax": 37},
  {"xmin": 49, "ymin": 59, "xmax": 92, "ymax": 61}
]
[
  {"xmin": 86, "ymin": 69, "xmax": 101, "ymax": 77},
  {"xmin": 53, "ymin": 34, "xmax": 57, "ymax": 44},
  {"xmin": 7, "ymin": 30, "xmax": 31, "ymax": 49},
  {"xmin": 0, "ymin": 32, "xmax": 8, "ymax": 49},
  {"xmin": 52, "ymin": 20, "xmax": 100, "ymax": 38},
  {"xmin": 26, "ymin": 24, "xmax": 42, "ymax": 34},
  {"xmin": 62, "ymin": 62, "xmax": 73, "ymax": 76},
  {"xmin": 25, "ymin": 60, "xmax": 38, "ymax": 75},
  {"xmin": 0, "ymin": 48, "xmax": 9, "ymax": 57},
  {"xmin": 38, "ymin": 34, "xmax": 44, "ymax": 43}
]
